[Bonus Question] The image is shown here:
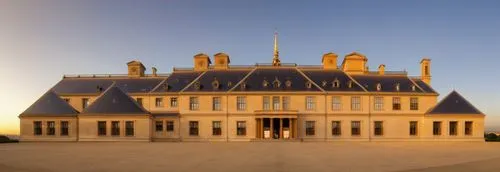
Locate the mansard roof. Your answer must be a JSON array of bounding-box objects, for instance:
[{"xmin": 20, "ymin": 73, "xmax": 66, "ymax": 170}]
[
  {"xmin": 350, "ymin": 75, "xmax": 424, "ymax": 93},
  {"xmin": 184, "ymin": 70, "xmax": 251, "ymax": 92},
  {"xmin": 82, "ymin": 86, "xmax": 148, "ymax": 115},
  {"xmin": 52, "ymin": 77, "xmax": 165, "ymax": 94},
  {"xmin": 412, "ymin": 79, "xmax": 437, "ymax": 93},
  {"xmin": 232, "ymin": 68, "xmax": 321, "ymax": 92},
  {"xmin": 301, "ymin": 69, "xmax": 365, "ymax": 92},
  {"xmin": 20, "ymin": 91, "xmax": 78, "ymax": 117},
  {"xmin": 427, "ymin": 91, "xmax": 483, "ymax": 115},
  {"xmin": 152, "ymin": 71, "xmax": 203, "ymax": 92}
]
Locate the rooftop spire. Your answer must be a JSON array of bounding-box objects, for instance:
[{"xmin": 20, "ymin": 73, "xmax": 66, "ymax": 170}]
[{"xmin": 272, "ymin": 31, "xmax": 281, "ymax": 66}]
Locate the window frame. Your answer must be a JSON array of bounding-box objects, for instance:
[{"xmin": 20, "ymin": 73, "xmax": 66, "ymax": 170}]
[
  {"xmin": 155, "ymin": 97, "xmax": 164, "ymax": 108},
  {"xmin": 136, "ymin": 98, "xmax": 143, "ymax": 107},
  {"xmin": 47, "ymin": 121, "xmax": 55, "ymax": 136},
  {"xmin": 237, "ymin": 96, "xmax": 246, "ymax": 111},
  {"xmin": 392, "ymin": 97, "xmax": 401, "ymax": 110},
  {"xmin": 305, "ymin": 121, "xmax": 315, "ymax": 136},
  {"xmin": 82, "ymin": 98, "xmax": 89, "ymax": 109},
  {"xmin": 125, "ymin": 121, "xmax": 134, "ymax": 136},
  {"xmin": 332, "ymin": 96, "xmax": 342, "ymax": 111},
  {"xmin": 263, "ymin": 96, "xmax": 270, "ymax": 110},
  {"xmin": 272, "ymin": 96, "xmax": 280, "ymax": 110},
  {"xmin": 189, "ymin": 97, "xmax": 199, "ymax": 111},
  {"xmin": 306, "ymin": 96, "xmax": 315, "ymax": 111},
  {"xmin": 433, "ymin": 121, "xmax": 442, "ymax": 136},
  {"xmin": 409, "ymin": 121, "xmax": 418, "ymax": 136},
  {"xmin": 351, "ymin": 96, "xmax": 361, "ymax": 111},
  {"xmin": 236, "ymin": 121, "xmax": 246, "ymax": 136},
  {"xmin": 189, "ymin": 121, "xmax": 199, "ymax": 136},
  {"xmin": 332, "ymin": 121, "xmax": 341, "ymax": 136},
  {"xmin": 449, "ymin": 121, "xmax": 458, "ymax": 136},
  {"xmin": 282, "ymin": 96, "xmax": 290, "ymax": 110},
  {"xmin": 155, "ymin": 121, "xmax": 163, "ymax": 132},
  {"xmin": 374, "ymin": 97, "xmax": 384, "ymax": 111},
  {"xmin": 166, "ymin": 121, "xmax": 174, "ymax": 132},
  {"xmin": 374, "ymin": 121, "xmax": 383, "ymax": 136},
  {"xmin": 465, "ymin": 121, "xmax": 473, "ymax": 136},
  {"xmin": 212, "ymin": 121, "xmax": 222, "ymax": 136},
  {"xmin": 170, "ymin": 97, "xmax": 178, "ymax": 107},
  {"xmin": 351, "ymin": 121, "xmax": 361, "ymax": 136},
  {"xmin": 111, "ymin": 121, "xmax": 120, "ymax": 136},
  {"xmin": 97, "ymin": 121, "xmax": 107, "ymax": 136},
  {"xmin": 212, "ymin": 97, "xmax": 222, "ymax": 111},
  {"xmin": 34, "ymin": 121, "xmax": 42, "ymax": 136},
  {"xmin": 410, "ymin": 97, "xmax": 419, "ymax": 110}
]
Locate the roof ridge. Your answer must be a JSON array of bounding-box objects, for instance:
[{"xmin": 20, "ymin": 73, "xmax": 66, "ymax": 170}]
[
  {"xmin": 179, "ymin": 70, "xmax": 208, "ymax": 93},
  {"xmin": 343, "ymin": 72, "xmax": 368, "ymax": 92},
  {"xmin": 295, "ymin": 67, "xmax": 325, "ymax": 92},
  {"xmin": 228, "ymin": 67, "xmax": 258, "ymax": 92}
]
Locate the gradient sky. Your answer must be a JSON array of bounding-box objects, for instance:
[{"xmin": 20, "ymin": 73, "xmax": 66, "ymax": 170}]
[{"xmin": 1, "ymin": 0, "xmax": 499, "ymax": 134}]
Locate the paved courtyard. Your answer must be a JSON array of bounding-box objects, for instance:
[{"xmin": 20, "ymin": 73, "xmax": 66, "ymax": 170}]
[{"xmin": 1, "ymin": 142, "xmax": 500, "ymax": 172}]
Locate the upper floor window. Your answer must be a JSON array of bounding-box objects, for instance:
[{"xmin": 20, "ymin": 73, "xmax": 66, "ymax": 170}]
[
  {"xmin": 170, "ymin": 97, "xmax": 178, "ymax": 107},
  {"xmin": 410, "ymin": 97, "xmax": 419, "ymax": 110},
  {"xmin": 212, "ymin": 97, "xmax": 221, "ymax": 111},
  {"xmin": 263, "ymin": 96, "xmax": 270, "ymax": 110},
  {"xmin": 374, "ymin": 97, "xmax": 384, "ymax": 111},
  {"xmin": 136, "ymin": 98, "xmax": 143, "ymax": 107},
  {"xmin": 272, "ymin": 96, "xmax": 280, "ymax": 110},
  {"xmin": 155, "ymin": 98, "xmax": 163, "ymax": 107},
  {"xmin": 237, "ymin": 96, "xmax": 246, "ymax": 111},
  {"xmin": 392, "ymin": 97, "xmax": 401, "ymax": 110},
  {"xmin": 351, "ymin": 97, "xmax": 361, "ymax": 111},
  {"xmin": 47, "ymin": 121, "xmax": 55, "ymax": 136},
  {"xmin": 306, "ymin": 96, "xmax": 315, "ymax": 111},
  {"xmin": 33, "ymin": 121, "xmax": 42, "ymax": 136},
  {"xmin": 82, "ymin": 98, "xmax": 89, "ymax": 109},
  {"xmin": 332, "ymin": 96, "xmax": 341, "ymax": 111},
  {"xmin": 282, "ymin": 96, "xmax": 290, "ymax": 110},
  {"xmin": 189, "ymin": 97, "xmax": 199, "ymax": 111}
]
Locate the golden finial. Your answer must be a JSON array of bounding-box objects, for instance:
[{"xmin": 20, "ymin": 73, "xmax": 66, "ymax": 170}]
[{"xmin": 272, "ymin": 30, "xmax": 281, "ymax": 66}]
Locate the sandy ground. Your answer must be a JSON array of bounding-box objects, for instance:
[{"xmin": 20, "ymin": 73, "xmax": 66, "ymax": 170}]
[{"xmin": 1, "ymin": 142, "xmax": 500, "ymax": 172}]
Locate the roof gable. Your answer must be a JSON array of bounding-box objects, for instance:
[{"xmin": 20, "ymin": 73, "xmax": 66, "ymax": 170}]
[
  {"xmin": 20, "ymin": 91, "xmax": 78, "ymax": 117},
  {"xmin": 427, "ymin": 91, "xmax": 483, "ymax": 115},
  {"xmin": 82, "ymin": 86, "xmax": 148, "ymax": 114}
]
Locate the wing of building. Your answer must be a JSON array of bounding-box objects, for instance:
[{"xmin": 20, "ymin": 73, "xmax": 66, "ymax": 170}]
[{"xmin": 19, "ymin": 43, "xmax": 485, "ymax": 142}]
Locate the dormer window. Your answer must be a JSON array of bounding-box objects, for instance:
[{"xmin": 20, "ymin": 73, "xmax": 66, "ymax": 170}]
[
  {"xmin": 272, "ymin": 77, "xmax": 281, "ymax": 88},
  {"xmin": 332, "ymin": 79, "xmax": 340, "ymax": 88},
  {"xmin": 163, "ymin": 82, "xmax": 170, "ymax": 90},
  {"xmin": 241, "ymin": 82, "xmax": 247, "ymax": 90},
  {"xmin": 194, "ymin": 81, "xmax": 201, "ymax": 90},
  {"xmin": 347, "ymin": 81, "xmax": 353, "ymax": 88},
  {"xmin": 321, "ymin": 80, "xmax": 327, "ymax": 87},
  {"xmin": 395, "ymin": 83, "xmax": 400, "ymax": 92},
  {"xmin": 376, "ymin": 83, "xmax": 382, "ymax": 91},
  {"xmin": 305, "ymin": 81, "xmax": 312, "ymax": 89},
  {"xmin": 285, "ymin": 80, "xmax": 292, "ymax": 88},
  {"xmin": 211, "ymin": 78, "xmax": 220, "ymax": 90},
  {"xmin": 262, "ymin": 80, "xmax": 269, "ymax": 88},
  {"xmin": 411, "ymin": 85, "xmax": 416, "ymax": 91},
  {"xmin": 227, "ymin": 81, "xmax": 233, "ymax": 88}
]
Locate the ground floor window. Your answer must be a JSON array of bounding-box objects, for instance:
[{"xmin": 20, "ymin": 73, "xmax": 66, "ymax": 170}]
[
  {"xmin": 351, "ymin": 121, "xmax": 361, "ymax": 136},
  {"xmin": 189, "ymin": 121, "xmax": 199, "ymax": 136},
  {"xmin": 60, "ymin": 121, "xmax": 69, "ymax": 136},
  {"xmin": 155, "ymin": 121, "xmax": 163, "ymax": 132},
  {"xmin": 305, "ymin": 121, "xmax": 315, "ymax": 136},
  {"xmin": 449, "ymin": 121, "xmax": 458, "ymax": 136},
  {"xmin": 47, "ymin": 121, "xmax": 55, "ymax": 136},
  {"xmin": 465, "ymin": 121, "xmax": 473, "ymax": 136},
  {"xmin": 409, "ymin": 121, "xmax": 418, "ymax": 136},
  {"xmin": 166, "ymin": 121, "xmax": 174, "ymax": 132},
  {"xmin": 98, "ymin": 121, "xmax": 107, "ymax": 136},
  {"xmin": 433, "ymin": 121, "xmax": 441, "ymax": 136},
  {"xmin": 374, "ymin": 121, "xmax": 383, "ymax": 136},
  {"xmin": 213, "ymin": 121, "xmax": 222, "ymax": 136},
  {"xmin": 332, "ymin": 121, "xmax": 341, "ymax": 136},
  {"xmin": 34, "ymin": 121, "xmax": 42, "ymax": 135},
  {"xmin": 111, "ymin": 121, "xmax": 120, "ymax": 136},
  {"xmin": 237, "ymin": 121, "xmax": 246, "ymax": 136},
  {"xmin": 125, "ymin": 121, "xmax": 134, "ymax": 136}
]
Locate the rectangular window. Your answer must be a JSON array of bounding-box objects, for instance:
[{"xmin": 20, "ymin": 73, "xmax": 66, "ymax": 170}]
[
  {"xmin": 332, "ymin": 96, "xmax": 341, "ymax": 111},
  {"xmin": 166, "ymin": 121, "xmax": 174, "ymax": 132},
  {"xmin": 351, "ymin": 121, "xmax": 361, "ymax": 136},
  {"xmin": 410, "ymin": 97, "xmax": 419, "ymax": 110},
  {"xmin": 111, "ymin": 121, "xmax": 120, "ymax": 136},
  {"xmin": 155, "ymin": 98, "xmax": 163, "ymax": 107},
  {"xmin": 237, "ymin": 121, "xmax": 246, "ymax": 136},
  {"xmin": 374, "ymin": 121, "xmax": 383, "ymax": 136},
  {"xmin": 332, "ymin": 121, "xmax": 341, "ymax": 136},
  {"xmin": 47, "ymin": 121, "xmax": 55, "ymax": 136},
  {"xmin": 34, "ymin": 121, "xmax": 42, "ymax": 135},
  {"xmin": 189, "ymin": 121, "xmax": 199, "ymax": 136},
  {"xmin": 263, "ymin": 96, "xmax": 270, "ymax": 110},
  {"xmin": 136, "ymin": 98, "xmax": 143, "ymax": 107},
  {"xmin": 272, "ymin": 96, "xmax": 280, "ymax": 110},
  {"xmin": 63, "ymin": 98, "xmax": 70, "ymax": 103},
  {"xmin": 449, "ymin": 121, "xmax": 458, "ymax": 136},
  {"xmin": 409, "ymin": 121, "xmax": 418, "ymax": 136},
  {"xmin": 374, "ymin": 97, "xmax": 384, "ymax": 111},
  {"xmin": 351, "ymin": 97, "xmax": 361, "ymax": 111},
  {"xmin": 237, "ymin": 96, "xmax": 246, "ymax": 111},
  {"xmin": 305, "ymin": 121, "xmax": 315, "ymax": 136},
  {"xmin": 306, "ymin": 96, "xmax": 315, "ymax": 111},
  {"xmin": 60, "ymin": 121, "xmax": 69, "ymax": 136},
  {"xmin": 125, "ymin": 121, "xmax": 134, "ymax": 136},
  {"xmin": 155, "ymin": 121, "xmax": 163, "ymax": 132},
  {"xmin": 170, "ymin": 97, "xmax": 178, "ymax": 107},
  {"xmin": 392, "ymin": 97, "xmax": 401, "ymax": 110},
  {"xmin": 282, "ymin": 96, "xmax": 290, "ymax": 110},
  {"xmin": 433, "ymin": 121, "xmax": 442, "ymax": 136},
  {"xmin": 465, "ymin": 121, "xmax": 473, "ymax": 136},
  {"xmin": 82, "ymin": 98, "xmax": 89, "ymax": 109},
  {"xmin": 212, "ymin": 121, "xmax": 222, "ymax": 136},
  {"xmin": 189, "ymin": 97, "xmax": 199, "ymax": 110},
  {"xmin": 98, "ymin": 121, "xmax": 107, "ymax": 136},
  {"xmin": 212, "ymin": 97, "xmax": 221, "ymax": 111}
]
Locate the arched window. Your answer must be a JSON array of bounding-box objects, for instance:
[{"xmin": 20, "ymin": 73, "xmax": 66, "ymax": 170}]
[{"xmin": 376, "ymin": 83, "xmax": 382, "ymax": 91}]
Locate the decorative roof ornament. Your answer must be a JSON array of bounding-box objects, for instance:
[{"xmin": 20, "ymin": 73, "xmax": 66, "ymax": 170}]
[
  {"xmin": 305, "ymin": 81, "xmax": 312, "ymax": 89},
  {"xmin": 332, "ymin": 78, "xmax": 340, "ymax": 88},
  {"xmin": 262, "ymin": 79, "xmax": 269, "ymax": 88},
  {"xmin": 285, "ymin": 79, "xmax": 292, "ymax": 88},
  {"xmin": 194, "ymin": 81, "xmax": 201, "ymax": 90},
  {"xmin": 272, "ymin": 31, "xmax": 281, "ymax": 66},
  {"xmin": 395, "ymin": 83, "xmax": 400, "ymax": 92},
  {"xmin": 376, "ymin": 83, "xmax": 382, "ymax": 91},
  {"xmin": 273, "ymin": 77, "xmax": 281, "ymax": 88},
  {"xmin": 241, "ymin": 81, "xmax": 247, "ymax": 90},
  {"xmin": 211, "ymin": 77, "xmax": 220, "ymax": 90}
]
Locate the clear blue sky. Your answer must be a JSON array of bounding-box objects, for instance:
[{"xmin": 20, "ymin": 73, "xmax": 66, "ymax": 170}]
[{"xmin": 1, "ymin": 0, "xmax": 499, "ymax": 134}]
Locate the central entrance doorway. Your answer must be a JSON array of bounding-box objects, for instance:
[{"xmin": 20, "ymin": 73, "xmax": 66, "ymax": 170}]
[{"xmin": 258, "ymin": 118, "xmax": 295, "ymax": 139}]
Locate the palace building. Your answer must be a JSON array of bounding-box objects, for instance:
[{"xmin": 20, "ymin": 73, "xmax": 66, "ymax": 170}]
[{"xmin": 19, "ymin": 34, "xmax": 485, "ymax": 142}]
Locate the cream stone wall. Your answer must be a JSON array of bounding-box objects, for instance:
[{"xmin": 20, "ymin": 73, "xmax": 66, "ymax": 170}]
[
  {"xmin": 179, "ymin": 114, "xmax": 228, "ymax": 141},
  {"xmin": 19, "ymin": 117, "xmax": 78, "ymax": 141},
  {"xmin": 421, "ymin": 115, "xmax": 484, "ymax": 141},
  {"xmin": 152, "ymin": 116, "xmax": 180, "ymax": 141},
  {"xmin": 60, "ymin": 95, "xmax": 97, "ymax": 112},
  {"xmin": 78, "ymin": 115, "xmax": 151, "ymax": 141}
]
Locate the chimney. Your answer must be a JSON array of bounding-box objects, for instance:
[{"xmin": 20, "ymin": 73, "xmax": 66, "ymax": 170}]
[
  {"xmin": 127, "ymin": 60, "xmax": 145, "ymax": 77},
  {"xmin": 420, "ymin": 58, "xmax": 431, "ymax": 85},
  {"xmin": 152, "ymin": 67, "xmax": 158, "ymax": 77},
  {"xmin": 322, "ymin": 52, "xmax": 338, "ymax": 69},
  {"xmin": 341, "ymin": 52, "xmax": 368, "ymax": 74},
  {"xmin": 214, "ymin": 52, "xmax": 230, "ymax": 70},
  {"xmin": 378, "ymin": 64, "xmax": 385, "ymax": 75},
  {"xmin": 193, "ymin": 53, "xmax": 211, "ymax": 71}
]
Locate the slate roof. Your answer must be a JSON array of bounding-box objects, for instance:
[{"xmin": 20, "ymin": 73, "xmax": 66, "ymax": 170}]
[
  {"xmin": 52, "ymin": 78, "xmax": 165, "ymax": 94},
  {"xmin": 20, "ymin": 91, "xmax": 78, "ymax": 117},
  {"xmin": 301, "ymin": 70, "xmax": 365, "ymax": 92},
  {"xmin": 350, "ymin": 75, "xmax": 424, "ymax": 93},
  {"xmin": 152, "ymin": 71, "xmax": 202, "ymax": 92},
  {"xmin": 412, "ymin": 79, "xmax": 437, "ymax": 93},
  {"xmin": 232, "ymin": 68, "xmax": 321, "ymax": 92},
  {"xmin": 82, "ymin": 86, "xmax": 148, "ymax": 115},
  {"xmin": 427, "ymin": 91, "xmax": 483, "ymax": 115},
  {"xmin": 184, "ymin": 70, "xmax": 251, "ymax": 92}
]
